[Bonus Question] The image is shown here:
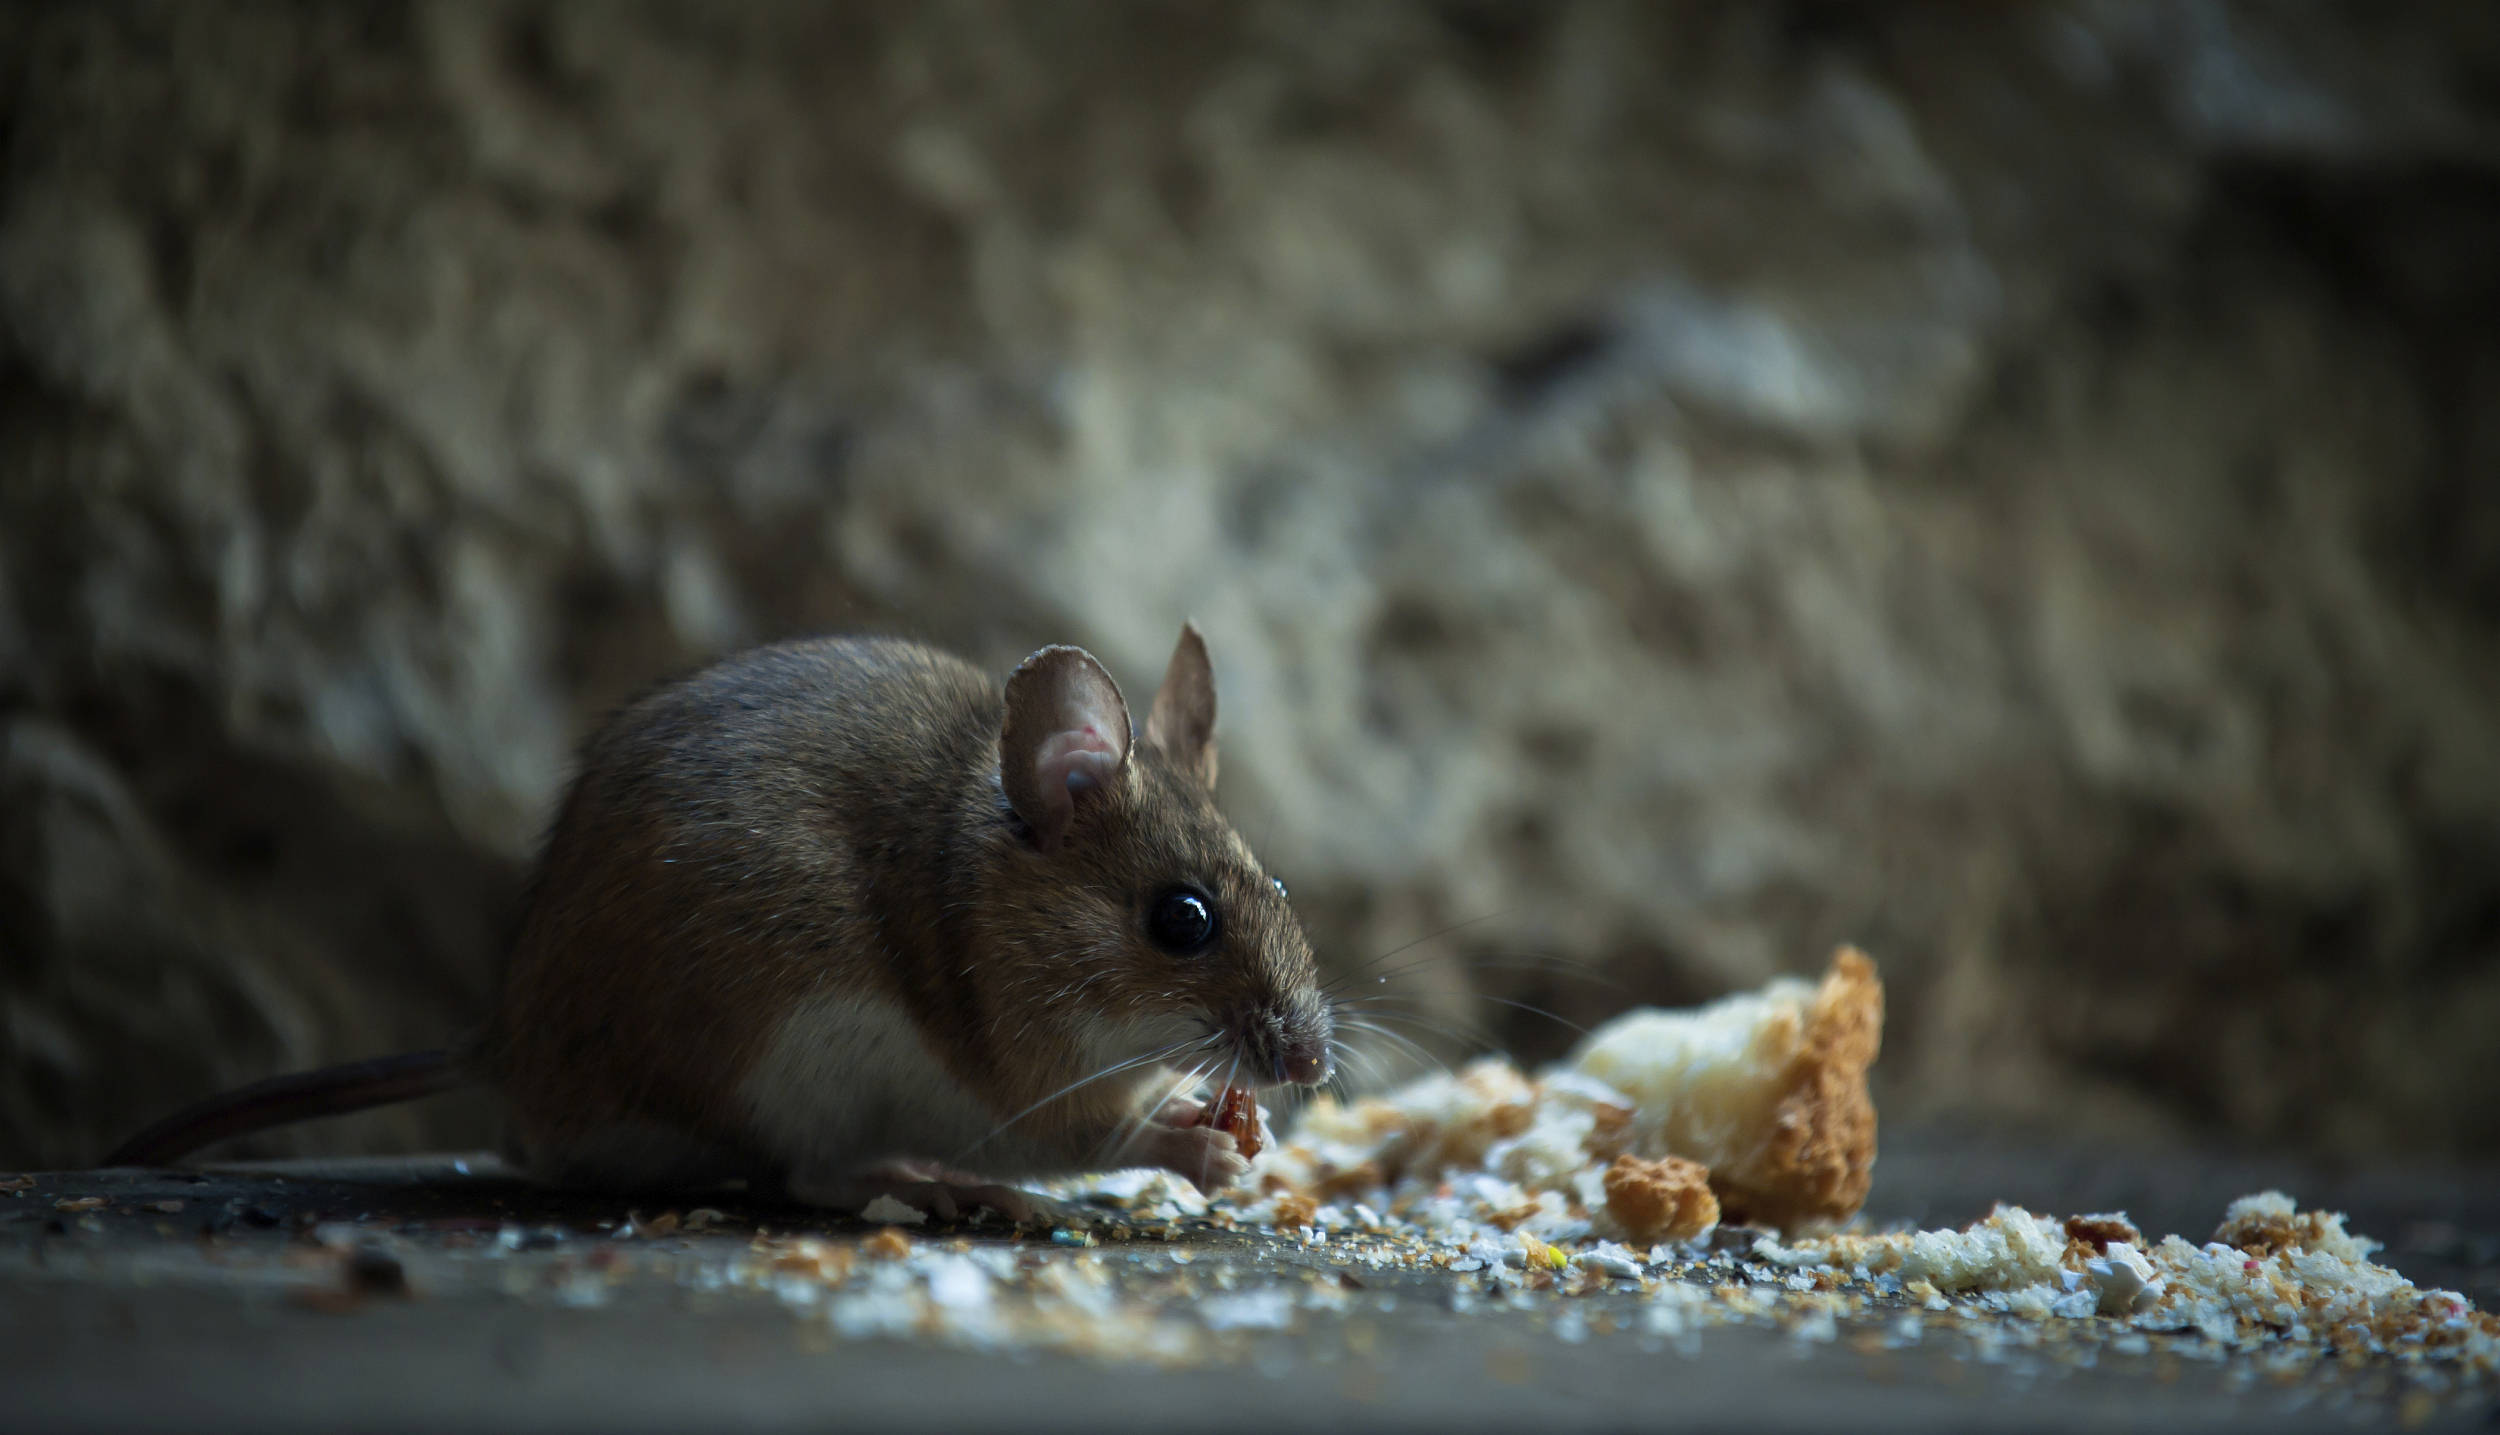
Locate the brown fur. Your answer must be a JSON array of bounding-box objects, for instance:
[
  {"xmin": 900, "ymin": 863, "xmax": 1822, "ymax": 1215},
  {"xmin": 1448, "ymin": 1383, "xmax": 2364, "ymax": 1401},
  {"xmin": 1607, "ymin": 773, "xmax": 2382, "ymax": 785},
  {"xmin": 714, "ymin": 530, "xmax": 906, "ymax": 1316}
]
[{"xmin": 480, "ymin": 630, "xmax": 1327, "ymax": 1186}]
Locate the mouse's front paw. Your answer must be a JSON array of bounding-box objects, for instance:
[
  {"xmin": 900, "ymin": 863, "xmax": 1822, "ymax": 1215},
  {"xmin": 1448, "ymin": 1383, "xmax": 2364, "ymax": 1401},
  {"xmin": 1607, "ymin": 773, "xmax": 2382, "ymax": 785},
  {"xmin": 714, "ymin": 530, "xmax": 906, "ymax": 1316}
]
[
  {"xmin": 1136, "ymin": 1121, "xmax": 1250, "ymax": 1194},
  {"xmin": 1150, "ymin": 1093, "xmax": 1208, "ymax": 1127}
]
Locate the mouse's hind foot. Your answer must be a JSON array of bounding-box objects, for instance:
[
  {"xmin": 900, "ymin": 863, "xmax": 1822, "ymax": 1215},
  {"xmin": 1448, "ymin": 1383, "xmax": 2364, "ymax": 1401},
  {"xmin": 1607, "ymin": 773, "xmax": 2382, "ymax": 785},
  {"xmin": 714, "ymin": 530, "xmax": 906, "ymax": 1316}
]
[{"xmin": 785, "ymin": 1160, "xmax": 1046, "ymax": 1225}]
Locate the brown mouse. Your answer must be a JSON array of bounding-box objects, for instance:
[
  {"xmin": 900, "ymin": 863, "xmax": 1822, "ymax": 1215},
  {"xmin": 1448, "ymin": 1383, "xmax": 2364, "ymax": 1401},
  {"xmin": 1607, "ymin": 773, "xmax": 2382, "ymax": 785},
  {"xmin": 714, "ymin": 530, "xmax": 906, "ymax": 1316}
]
[{"xmin": 105, "ymin": 625, "xmax": 1335, "ymax": 1220}]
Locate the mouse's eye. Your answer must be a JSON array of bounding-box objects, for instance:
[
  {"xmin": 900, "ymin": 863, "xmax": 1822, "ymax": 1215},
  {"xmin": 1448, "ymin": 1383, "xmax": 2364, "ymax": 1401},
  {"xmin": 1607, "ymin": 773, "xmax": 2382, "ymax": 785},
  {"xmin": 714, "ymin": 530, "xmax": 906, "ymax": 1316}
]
[
  {"xmin": 1271, "ymin": 876, "xmax": 1289, "ymax": 900},
  {"xmin": 1147, "ymin": 887, "xmax": 1218, "ymax": 955}
]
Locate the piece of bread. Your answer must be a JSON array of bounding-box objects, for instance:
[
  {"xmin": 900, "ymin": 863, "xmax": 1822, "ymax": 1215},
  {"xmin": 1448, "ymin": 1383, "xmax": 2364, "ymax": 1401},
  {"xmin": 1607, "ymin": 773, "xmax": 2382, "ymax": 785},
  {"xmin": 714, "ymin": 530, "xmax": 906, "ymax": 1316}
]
[
  {"xmin": 1601, "ymin": 1153, "xmax": 1721, "ymax": 1243},
  {"xmin": 1570, "ymin": 947, "xmax": 1882, "ymax": 1231}
]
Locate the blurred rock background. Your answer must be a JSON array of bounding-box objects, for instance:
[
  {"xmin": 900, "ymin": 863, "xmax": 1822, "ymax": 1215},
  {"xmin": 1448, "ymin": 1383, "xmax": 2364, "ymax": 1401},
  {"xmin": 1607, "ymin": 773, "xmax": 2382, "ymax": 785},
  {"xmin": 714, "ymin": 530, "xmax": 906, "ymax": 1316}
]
[{"xmin": 3, "ymin": 1, "xmax": 2497, "ymax": 1168}]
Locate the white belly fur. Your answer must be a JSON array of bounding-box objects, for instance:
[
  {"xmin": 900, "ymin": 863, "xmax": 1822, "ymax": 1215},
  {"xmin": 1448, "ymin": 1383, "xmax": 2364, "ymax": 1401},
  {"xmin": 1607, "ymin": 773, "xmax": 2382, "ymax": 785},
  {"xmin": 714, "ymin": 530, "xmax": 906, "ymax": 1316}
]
[{"xmin": 740, "ymin": 993, "xmax": 1016, "ymax": 1181}]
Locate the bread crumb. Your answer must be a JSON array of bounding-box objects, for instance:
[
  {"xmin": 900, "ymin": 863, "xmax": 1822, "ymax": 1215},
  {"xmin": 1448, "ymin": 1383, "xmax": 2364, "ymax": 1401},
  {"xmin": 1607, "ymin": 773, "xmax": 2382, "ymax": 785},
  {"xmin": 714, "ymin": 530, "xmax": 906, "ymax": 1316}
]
[
  {"xmin": 2212, "ymin": 1190, "xmax": 2377, "ymax": 1262},
  {"xmin": 1602, "ymin": 1154, "xmax": 1720, "ymax": 1244},
  {"xmin": 1570, "ymin": 947, "xmax": 1882, "ymax": 1231},
  {"xmin": 2063, "ymin": 1213, "xmax": 2144, "ymax": 1252},
  {"xmin": 1758, "ymin": 1204, "xmax": 2068, "ymax": 1291}
]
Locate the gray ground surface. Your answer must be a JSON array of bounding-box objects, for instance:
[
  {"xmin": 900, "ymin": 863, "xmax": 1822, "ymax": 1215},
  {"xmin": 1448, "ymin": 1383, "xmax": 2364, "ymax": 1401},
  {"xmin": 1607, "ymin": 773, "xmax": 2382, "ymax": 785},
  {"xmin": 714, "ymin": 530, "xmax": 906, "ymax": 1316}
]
[{"xmin": 5, "ymin": 1145, "xmax": 2496, "ymax": 1433}]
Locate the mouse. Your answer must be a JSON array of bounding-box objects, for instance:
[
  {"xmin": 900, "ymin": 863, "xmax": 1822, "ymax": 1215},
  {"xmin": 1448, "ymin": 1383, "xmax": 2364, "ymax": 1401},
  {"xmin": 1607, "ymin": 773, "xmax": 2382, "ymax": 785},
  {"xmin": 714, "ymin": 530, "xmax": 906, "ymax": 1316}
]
[{"xmin": 104, "ymin": 624, "xmax": 1336, "ymax": 1221}]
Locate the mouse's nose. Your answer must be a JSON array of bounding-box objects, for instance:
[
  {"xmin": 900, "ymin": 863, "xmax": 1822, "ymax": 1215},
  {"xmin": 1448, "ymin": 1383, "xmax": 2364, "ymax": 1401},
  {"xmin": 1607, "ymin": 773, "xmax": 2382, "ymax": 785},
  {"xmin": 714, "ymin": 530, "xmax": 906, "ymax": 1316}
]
[
  {"xmin": 1279, "ymin": 1042, "xmax": 1328, "ymax": 1086},
  {"xmin": 1255, "ymin": 1000, "xmax": 1333, "ymax": 1086}
]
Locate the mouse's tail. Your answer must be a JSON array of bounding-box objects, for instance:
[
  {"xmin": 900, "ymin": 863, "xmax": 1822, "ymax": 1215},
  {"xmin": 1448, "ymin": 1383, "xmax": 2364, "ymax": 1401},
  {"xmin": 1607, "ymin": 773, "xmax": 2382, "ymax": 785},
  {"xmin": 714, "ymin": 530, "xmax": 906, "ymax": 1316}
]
[{"xmin": 102, "ymin": 1049, "xmax": 470, "ymax": 1167}]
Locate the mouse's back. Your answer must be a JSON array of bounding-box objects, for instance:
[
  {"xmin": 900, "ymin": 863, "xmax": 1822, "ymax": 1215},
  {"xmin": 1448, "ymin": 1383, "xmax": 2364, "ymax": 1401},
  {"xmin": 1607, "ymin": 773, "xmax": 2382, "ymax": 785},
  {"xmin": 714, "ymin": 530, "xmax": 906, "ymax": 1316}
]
[{"xmin": 482, "ymin": 635, "xmax": 1001, "ymax": 1182}]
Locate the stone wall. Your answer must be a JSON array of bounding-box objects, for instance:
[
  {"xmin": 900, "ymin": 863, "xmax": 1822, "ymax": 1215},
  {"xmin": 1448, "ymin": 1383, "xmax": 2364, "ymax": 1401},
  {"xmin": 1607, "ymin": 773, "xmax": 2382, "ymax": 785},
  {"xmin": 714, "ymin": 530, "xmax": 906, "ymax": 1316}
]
[{"xmin": 4, "ymin": 2, "xmax": 2497, "ymax": 1166}]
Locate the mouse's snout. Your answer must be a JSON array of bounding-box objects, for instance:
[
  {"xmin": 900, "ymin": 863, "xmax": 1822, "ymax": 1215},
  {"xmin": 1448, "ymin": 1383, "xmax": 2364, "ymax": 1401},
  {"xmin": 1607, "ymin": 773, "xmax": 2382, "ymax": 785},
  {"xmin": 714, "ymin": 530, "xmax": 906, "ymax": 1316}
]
[
  {"xmin": 1245, "ymin": 1000, "xmax": 1334, "ymax": 1089},
  {"xmin": 1279, "ymin": 1044, "xmax": 1327, "ymax": 1086}
]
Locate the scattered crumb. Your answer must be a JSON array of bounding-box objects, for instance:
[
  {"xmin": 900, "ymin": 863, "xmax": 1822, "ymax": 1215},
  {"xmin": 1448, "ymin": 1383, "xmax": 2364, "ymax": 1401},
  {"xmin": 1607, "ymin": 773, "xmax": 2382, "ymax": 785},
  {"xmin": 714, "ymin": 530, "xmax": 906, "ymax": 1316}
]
[
  {"xmin": 2064, "ymin": 1212, "xmax": 2145, "ymax": 1254},
  {"xmin": 2212, "ymin": 1190, "xmax": 2376, "ymax": 1262},
  {"xmin": 1602, "ymin": 1154, "xmax": 1719, "ymax": 1244},
  {"xmin": 2085, "ymin": 1241, "xmax": 2160, "ymax": 1316},
  {"xmin": 1759, "ymin": 1197, "xmax": 2497, "ymax": 1375}
]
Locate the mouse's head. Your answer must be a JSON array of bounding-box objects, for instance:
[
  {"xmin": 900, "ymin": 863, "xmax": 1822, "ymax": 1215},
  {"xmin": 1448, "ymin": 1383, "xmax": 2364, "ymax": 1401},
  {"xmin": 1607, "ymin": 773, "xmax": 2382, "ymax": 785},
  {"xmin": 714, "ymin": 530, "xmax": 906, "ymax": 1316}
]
[{"xmin": 988, "ymin": 624, "xmax": 1332, "ymax": 1093}]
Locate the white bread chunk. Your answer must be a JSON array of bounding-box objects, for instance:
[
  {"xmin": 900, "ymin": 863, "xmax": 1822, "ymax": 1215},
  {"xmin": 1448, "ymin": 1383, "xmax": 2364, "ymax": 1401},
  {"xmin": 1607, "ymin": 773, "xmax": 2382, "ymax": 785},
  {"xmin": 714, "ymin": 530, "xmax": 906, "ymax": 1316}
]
[{"xmin": 1571, "ymin": 947, "xmax": 1882, "ymax": 1231}]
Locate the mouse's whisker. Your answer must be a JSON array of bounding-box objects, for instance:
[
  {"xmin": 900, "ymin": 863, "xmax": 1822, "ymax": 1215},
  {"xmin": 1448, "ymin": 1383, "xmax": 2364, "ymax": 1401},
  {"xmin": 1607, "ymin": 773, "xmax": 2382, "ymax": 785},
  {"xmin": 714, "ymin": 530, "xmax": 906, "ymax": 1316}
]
[
  {"xmin": 1332, "ymin": 1016, "xmax": 1461, "ymax": 1084},
  {"xmin": 1316, "ymin": 911, "xmax": 1513, "ymax": 995},
  {"xmin": 1089, "ymin": 1049, "xmax": 1218, "ymax": 1169},
  {"xmin": 1332, "ymin": 1004, "xmax": 1509, "ymax": 1061},
  {"xmin": 1332, "ymin": 992, "xmax": 1507, "ymax": 1042},
  {"xmin": 1323, "ymin": 947, "xmax": 1626, "ymax": 1000},
  {"xmin": 951, "ymin": 1035, "xmax": 1203, "ymax": 1165},
  {"xmin": 1340, "ymin": 1039, "xmax": 1409, "ymax": 1096},
  {"xmin": 1206, "ymin": 1049, "xmax": 1243, "ymax": 1191},
  {"xmin": 1336, "ymin": 992, "xmax": 1584, "ymax": 1049},
  {"xmin": 1460, "ymin": 993, "xmax": 1589, "ymax": 1037},
  {"xmin": 1088, "ymin": 1036, "xmax": 1219, "ymax": 1162},
  {"xmin": 1322, "ymin": 1029, "xmax": 1397, "ymax": 1094},
  {"xmin": 1268, "ymin": 1083, "xmax": 1305, "ymax": 1127}
]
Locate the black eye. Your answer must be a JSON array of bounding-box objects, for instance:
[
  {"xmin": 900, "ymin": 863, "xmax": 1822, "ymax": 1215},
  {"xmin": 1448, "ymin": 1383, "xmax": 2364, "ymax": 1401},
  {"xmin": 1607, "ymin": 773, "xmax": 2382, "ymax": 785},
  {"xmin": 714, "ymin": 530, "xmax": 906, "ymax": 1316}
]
[
  {"xmin": 1147, "ymin": 888, "xmax": 1218, "ymax": 955},
  {"xmin": 1271, "ymin": 876, "xmax": 1289, "ymax": 900}
]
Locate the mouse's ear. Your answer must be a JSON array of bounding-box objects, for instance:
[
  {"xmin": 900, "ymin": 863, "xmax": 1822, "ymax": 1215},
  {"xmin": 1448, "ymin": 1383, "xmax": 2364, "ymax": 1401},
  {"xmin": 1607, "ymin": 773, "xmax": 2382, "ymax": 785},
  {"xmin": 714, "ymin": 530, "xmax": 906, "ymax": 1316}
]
[
  {"xmin": 1144, "ymin": 622, "xmax": 1218, "ymax": 790},
  {"xmin": 1001, "ymin": 644, "xmax": 1133, "ymax": 851}
]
